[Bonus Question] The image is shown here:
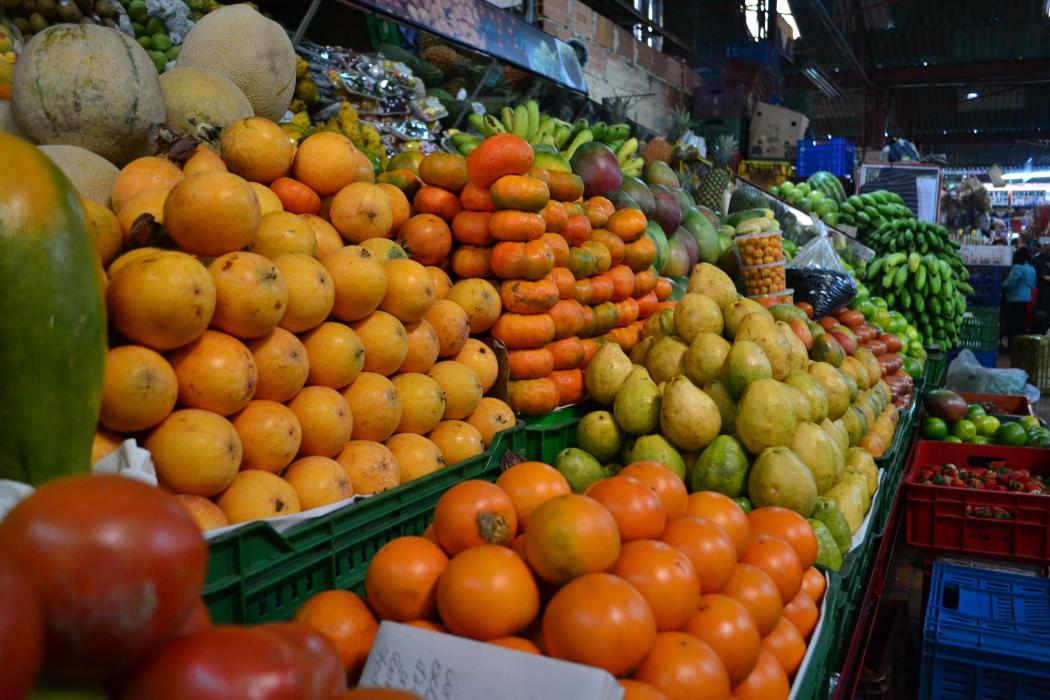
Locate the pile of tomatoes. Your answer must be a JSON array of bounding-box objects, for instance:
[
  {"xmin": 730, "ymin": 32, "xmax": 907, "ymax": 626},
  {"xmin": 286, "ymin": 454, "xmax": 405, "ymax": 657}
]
[
  {"xmin": 915, "ymin": 461, "xmax": 1048, "ymax": 494},
  {"xmin": 311, "ymin": 459, "xmax": 828, "ymax": 700}
]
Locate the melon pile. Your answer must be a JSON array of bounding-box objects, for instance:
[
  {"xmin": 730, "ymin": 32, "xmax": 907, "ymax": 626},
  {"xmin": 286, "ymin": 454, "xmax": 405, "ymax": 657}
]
[{"xmin": 89, "ymin": 117, "xmax": 518, "ymax": 532}]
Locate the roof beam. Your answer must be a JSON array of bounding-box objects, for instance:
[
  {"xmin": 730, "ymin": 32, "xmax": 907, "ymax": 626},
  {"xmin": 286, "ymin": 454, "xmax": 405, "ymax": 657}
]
[
  {"xmin": 787, "ymin": 58, "xmax": 1050, "ymax": 89},
  {"xmin": 912, "ymin": 128, "xmax": 1050, "ymax": 145}
]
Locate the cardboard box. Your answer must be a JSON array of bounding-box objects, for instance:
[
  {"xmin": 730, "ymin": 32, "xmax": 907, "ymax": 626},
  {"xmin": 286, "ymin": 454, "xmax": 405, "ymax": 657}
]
[
  {"xmin": 749, "ymin": 102, "xmax": 809, "ymax": 160},
  {"xmin": 360, "ymin": 622, "xmax": 623, "ymax": 699}
]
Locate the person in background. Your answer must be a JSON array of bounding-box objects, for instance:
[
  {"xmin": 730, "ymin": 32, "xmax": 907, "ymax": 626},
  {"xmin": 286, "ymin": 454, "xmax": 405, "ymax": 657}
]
[
  {"xmin": 1002, "ymin": 247, "xmax": 1036, "ymax": 350},
  {"xmin": 1035, "ymin": 243, "xmax": 1050, "ymax": 334}
]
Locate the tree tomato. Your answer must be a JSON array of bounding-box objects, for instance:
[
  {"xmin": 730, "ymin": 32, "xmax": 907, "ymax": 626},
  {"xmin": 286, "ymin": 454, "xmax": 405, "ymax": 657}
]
[{"xmin": 0, "ymin": 560, "xmax": 43, "ymax": 699}]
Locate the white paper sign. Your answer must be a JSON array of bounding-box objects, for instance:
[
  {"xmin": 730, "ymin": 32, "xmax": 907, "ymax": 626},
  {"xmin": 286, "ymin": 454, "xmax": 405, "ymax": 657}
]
[{"xmin": 360, "ymin": 622, "xmax": 623, "ymax": 700}]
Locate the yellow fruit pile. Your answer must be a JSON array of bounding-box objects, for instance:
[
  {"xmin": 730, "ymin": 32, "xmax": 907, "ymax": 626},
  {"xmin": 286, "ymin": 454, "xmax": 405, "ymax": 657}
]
[{"xmin": 88, "ymin": 115, "xmax": 516, "ymax": 532}]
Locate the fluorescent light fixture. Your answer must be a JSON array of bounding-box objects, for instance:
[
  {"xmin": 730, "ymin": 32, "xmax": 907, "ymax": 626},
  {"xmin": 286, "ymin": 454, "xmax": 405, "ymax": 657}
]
[
  {"xmin": 973, "ymin": 129, "xmax": 979, "ymax": 134},
  {"xmin": 966, "ymin": 91, "xmax": 978, "ymax": 100},
  {"xmin": 802, "ymin": 67, "xmax": 843, "ymax": 98},
  {"xmin": 923, "ymin": 61, "xmax": 928, "ymax": 66},
  {"xmin": 826, "ymin": 134, "xmax": 832, "ymax": 139},
  {"xmin": 1002, "ymin": 170, "xmax": 1050, "ymax": 180}
]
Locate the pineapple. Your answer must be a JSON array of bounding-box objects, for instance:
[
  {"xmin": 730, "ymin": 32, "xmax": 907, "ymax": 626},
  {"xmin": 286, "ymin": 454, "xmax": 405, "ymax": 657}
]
[
  {"xmin": 696, "ymin": 134, "xmax": 737, "ymax": 212},
  {"xmin": 422, "ymin": 45, "xmax": 464, "ymax": 75},
  {"xmin": 666, "ymin": 107, "xmax": 691, "ymax": 144}
]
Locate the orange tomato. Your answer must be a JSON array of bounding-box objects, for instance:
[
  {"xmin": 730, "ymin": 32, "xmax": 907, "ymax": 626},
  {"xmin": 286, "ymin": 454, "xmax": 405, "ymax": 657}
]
[
  {"xmin": 632, "ymin": 631, "xmax": 730, "ymax": 700},
  {"xmin": 801, "ymin": 567, "xmax": 827, "ymax": 604},
  {"xmin": 747, "ymin": 507, "xmax": 818, "ymax": 570},
  {"xmin": 585, "ymin": 476, "xmax": 666, "ymax": 542},
  {"xmin": 432, "ymin": 480, "xmax": 517, "ymax": 555},
  {"xmin": 524, "ymin": 494, "xmax": 621, "ymax": 584},
  {"xmin": 684, "ymin": 594, "xmax": 761, "ymax": 685},
  {"xmin": 293, "ymin": 590, "xmax": 377, "ymax": 683},
  {"xmin": 495, "ymin": 461, "xmax": 571, "ymax": 529},
  {"xmin": 781, "ymin": 588, "xmax": 819, "ymax": 640},
  {"xmin": 619, "ymin": 462, "xmax": 688, "ymax": 519},
  {"xmin": 613, "ymin": 540, "xmax": 700, "ymax": 631},
  {"xmin": 364, "ymin": 536, "xmax": 448, "ymax": 622},
  {"xmin": 660, "ymin": 516, "xmax": 737, "ymax": 594},
  {"xmin": 436, "ymin": 545, "xmax": 539, "ymax": 640},
  {"xmin": 619, "ymin": 679, "xmax": 671, "ymax": 700},
  {"xmin": 684, "ymin": 492, "xmax": 751, "ymax": 558},
  {"xmin": 740, "ymin": 535, "xmax": 803, "ymax": 605},
  {"xmin": 489, "ymin": 636, "xmax": 541, "ymax": 655},
  {"xmin": 760, "ymin": 617, "xmax": 806, "ymax": 677},
  {"xmin": 720, "ymin": 563, "xmax": 783, "ymax": 637},
  {"xmin": 543, "ymin": 573, "xmax": 657, "ymax": 677},
  {"xmin": 729, "ymin": 649, "xmax": 789, "ymax": 700}
]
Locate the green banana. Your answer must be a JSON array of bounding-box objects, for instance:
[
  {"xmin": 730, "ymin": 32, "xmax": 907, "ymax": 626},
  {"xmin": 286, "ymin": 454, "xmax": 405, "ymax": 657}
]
[
  {"xmin": 621, "ymin": 156, "xmax": 644, "ymax": 177},
  {"xmin": 513, "ymin": 105, "xmax": 529, "ymax": 138},
  {"xmin": 525, "ymin": 100, "xmax": 540, "ymax": 140},
  {"xmin": 532, "ymin": 116, "xmax": 556, "ymax": 145},
  {"xmin": 501, "ymin": 106, "xmax": 515, "ymax": 133},
  {"xmin": 468, "ymin": 112, "xmax": 489, "ymax": 136},
  {"xmin": 616, "ymin": 138, "xmax": 639, "ymax": 165},
  {"xmin": 563, "ymin": 129, "xmax": 594, "ymax": 160},
  {"xmin": 568, "ymin": 119, "xmax": 589, "ymax": 142},
  {"xmin": 554, "ymin": 125, "xmax": 572, "ymax": 148},
  {"xmin": 590, "ymin": 121, "xmax": 607, "ymax": 142},
  {"xmin": 908, "ymin": 253, "xmax": 921, "ymax": 272},
  {"xmin": 884, "ymin": 252, "xmax": 907, "ymax": 268},
  {"xmin": 483, "ymin": 114, "xmax": 505, "ymax": 135},
  {"xmin": 606, "ymin": 123, "xmax": 631, "ymax": 141}
]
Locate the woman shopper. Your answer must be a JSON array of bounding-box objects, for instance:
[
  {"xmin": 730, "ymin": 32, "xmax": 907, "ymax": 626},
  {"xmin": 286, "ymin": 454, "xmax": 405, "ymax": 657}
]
[{"xmin": 1002, "ymin": 247, "xmax": 1036, "ymax": 350}]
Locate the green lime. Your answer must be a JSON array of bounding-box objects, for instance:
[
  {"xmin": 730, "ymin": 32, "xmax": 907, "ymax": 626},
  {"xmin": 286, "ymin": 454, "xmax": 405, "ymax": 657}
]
[
  {"xmin": 971, "ymin": 436, "xmax": 993, "ymax": 445},
  {"xmin": 921, "ymin": 416, "xmax": 948, "ymax": 441},
  {"xmin": 1030, "ymin": 434, "xmax": 1050, "ymax": 448},
  {"xmin": 903, "ymin": 357, "xmax": 924, "ymax": 379},
  {"xmin": 944, "ymin": 436, "xmax": 963, "ymax": 443},
  {"xmin": 994, "ymin": 421, "xmax": 1028, "ymax": 447},
  {"xmin": 975, "ymin": 415, "xmax": 1000, "ymax": 437},
  {"xmin": 873, "ymin": 297, "xmax": 889, "ymax": 310},
  {"xmin": 952, "ymin": 419, "xmax": 977, "ymax": 441},
  {"xmin": 1019, "ymin": 415, "xmax": 1042, "ymax": 430},
  {"xmin": 732, "ymin": 497, "xmax": 752, "ymax": 513},
  {"xmin": 966, "ymin": 404, "xmax": 986, "ymax": 420}
]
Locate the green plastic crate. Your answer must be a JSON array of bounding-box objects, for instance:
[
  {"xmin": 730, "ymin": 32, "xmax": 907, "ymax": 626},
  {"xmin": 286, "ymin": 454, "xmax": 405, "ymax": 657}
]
[
  {"xmin": 787, "ymin": 576, "xmax": 841, "ymax": 700},
  {"xmin": 958, "ymin": 306, "xmax": 999, "ymax": 352},
  {"xmin": 203, "ymin": 422, "xmax": 526, "ymax": 624},
  {"xmin": 522, "ymin": 402, "xmax": 594, "ymax": 464}
]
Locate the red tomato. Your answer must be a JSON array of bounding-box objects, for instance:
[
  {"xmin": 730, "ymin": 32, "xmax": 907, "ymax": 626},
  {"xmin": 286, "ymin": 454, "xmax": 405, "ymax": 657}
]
[
  {"xmin": 0, "ymin": 475, "xmax": 207, "ymax": 681},
  {"xmin": 259, "ymin": 622, "xmax": 348, "ymax": 699},
  {"xmin": 173, "ymin": 598, "xmax": 212, "ymax": 638},
  {"xmin": 0, "ymin": 561, "xmax": 43, "ymax": 698}
]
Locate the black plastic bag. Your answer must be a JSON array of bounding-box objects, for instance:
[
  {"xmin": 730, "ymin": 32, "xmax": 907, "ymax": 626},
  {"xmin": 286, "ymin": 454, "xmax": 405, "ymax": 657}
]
[{"xmin": 786, "ymin": 234, "xmax": 857, "ymax": 317}]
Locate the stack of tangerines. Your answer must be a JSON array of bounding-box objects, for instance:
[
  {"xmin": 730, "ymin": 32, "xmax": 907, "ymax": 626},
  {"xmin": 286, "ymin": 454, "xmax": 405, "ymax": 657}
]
[
  {"xmin": 293, "ymin": 461, "xmax": 825, "ymax": 700},
  {"xmin": 93, "ymin": 116, "xmax": 518, "ymax": 532}
]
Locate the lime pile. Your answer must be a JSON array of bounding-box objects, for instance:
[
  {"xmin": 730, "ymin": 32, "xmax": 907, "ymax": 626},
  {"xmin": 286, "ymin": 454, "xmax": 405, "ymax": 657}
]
[{"xmin": 921, "ymin": 404, "xmax": 1049, "ymax": 448}]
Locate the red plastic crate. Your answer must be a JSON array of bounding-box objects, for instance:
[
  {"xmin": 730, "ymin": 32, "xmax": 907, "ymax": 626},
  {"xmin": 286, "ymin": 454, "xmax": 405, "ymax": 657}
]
[
  {"xmin": 957, "ymin": 392, "xmax": 1033, "ymax": 416},
  {"xmin": 904, "ymin": 441, "xmax": 1050, "ymax": 563}
]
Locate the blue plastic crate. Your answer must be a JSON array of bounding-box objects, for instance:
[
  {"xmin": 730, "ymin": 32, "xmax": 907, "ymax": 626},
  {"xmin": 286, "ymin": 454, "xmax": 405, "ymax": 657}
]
[
  {"xmin": 965, "ymin": 264, "xmax": 1006, "ymax": 306},
  {"xmin": 947, "ymin": 348, "xmax": 998, "ymax": 368},
  {"xmin": 921, "ymin": 562, "xmax": 1050, "ymax": 700},
  {"xmin": 796, "ymin": 137, "xmax": 855, "ymax": 177}
]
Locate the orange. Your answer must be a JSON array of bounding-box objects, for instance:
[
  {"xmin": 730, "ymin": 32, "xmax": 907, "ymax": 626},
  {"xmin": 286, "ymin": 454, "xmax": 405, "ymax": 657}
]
[
  {"xmin": 220, "ymin": 117, "xmax": 294, "ymax": 183},
  {"xmin": 418, "ymin": 152, "xmax": 469, "ymax": 192},
  {"xmin": 390, "ymin": 373, "xmax": 446, "ymax": 435},
  {"xmin": 467, "ymin": 397, "xmax": 518, "ymax": 448},
  {"xmin": 413, "ymin": 186, "xmax": 461, "ymax": 221},
  {"xmin": 781, "ymin": 588, "xmax": 819, "ymax": 640},
  {"xmin": 451, "ymin": 245, "xmax": 492, "ymax": 280},
  {"xmin": 613, "ymin": 540, "xmax": 700, "ymax": 631},
  {"xmin": 322, "ymin": 245, "xmax": 388, "ymax": 322},
  {"xmin": 377, "ymin": 182, "xmax": 411, "ymax": 234},
  {"xmin": 342, "ymin": 373, "xmax": 402, "ymax": 442},
  {"xmin": 268, "ymin": 177, "xmax": 321, "ymax": 215},
  {"xmin": 293, "ymin": 132, "xmax": 373, "ymax": 195},
  {"xmin": 273, "ymin": 253, "xmax": 335, "ymax": 332},
  {"xmin": 145, "ymin": 409, "xmax": 242, "ymax": 497},
  {"xmin": 427, "ymin": 266, "xmax": 452, "ymax": 299},
  {"xmin": 293, "ymin": 589, "xmax": 378, "ymax": 683},
  {"xmin": 182, "ymin": 145, "xmax": 227, "ymax": 177},
  {"xmin": 335, "ymin": 440, "xmax": 401, "ymax": 495},
  {"xmin": 300, "ymin": 322, "xmax": 365, "ymax": 389},
  {"xmin": 659, "ymin": 515, "xmax": 737, "ymax": 594},
  {"xmin": 100, "ymin": 345, "xmax": 178, "ymax": 433},
  {"xmin": 607, "ymin": 207, "xmax": 648, "ymax": 242},
  {"xmin": 428, "ymin": 361, "xmax": 482, "ymax": 420},
  {"xmin": 302, "ymin": 214, "xmax": 343, "ymax": 260},
  {"xmin": 428, "ymin": 420, "xmax": 484, "ymax": 465},
  {"xmin": 740, "ymin": 535, "xmax": 803, "ymax": 605},
  {"xmin": 685, "ymin": 492, "xmax": 752, "ymax": 557},
  {"xmin": 216, "ymin": 469, "xmax": 300, "ymax": 523},
  {"xmin": 352, "ymin": 311, "xmax": 408, "ymax": 377},
  {"xmin": 684, "ymin": 594, "xmax": 761, "ymax": 685},
  {"xmin": 378, "ymin": 258, "xmax": 436, "ymax": 322},
  {"xmin": 377, "ymin": 168, "xmax": 421, "ymax": 198},
  {"xmin": 728, "ymin": 649, "xmax": 789, "ymax": 700},
  {"xmin": 385, "ymin": 433, "xmax": 445, "ymax": 483},
  {"xmin": 208, "ymin": 252, "xmax": 289, "ymax": 339},
  {"xmin": 760, "ymin": 617, "xmax": 806, "ymax": 677},
  {"xmin": 111, "ymin": 156, "xmax": 184, "ymax": 212},
  {"xmin": 721, "ymin": 563, "xmax": 783, "ymax": 637},
  {"xmin": 283, "ymin": 456, "xmax": 355, "ymax": 510},
  {"xmin": 489, "ymin": 210, "xmax": 546, "ymax": 241},
  {"xmin": 452, "ymin": 338, "xmax": 499, "ymax": 392},
  {"xmin": 167, "ymin": 330, "xmax": 258, "ymax": 416},
  {"xmin": 460, "ymin": 181, "xmax": 496, "ymax": 211},
  {"xmin": 624, "ymin": 236, "xmax": 658, "ymax": 272},
  {"xmin": 547, "ymin": 170, "xmax": 585, "ymax": 202},
  {"xmin": 247, "ymin": 328, "xmax": 310, "ymax": 402},
  {"xmin": 232, "ymin": 399, "xmax": 302, "ymax": 473},
  {"xmin": 398, "ymin": 213, "xmax": 452, "ymax": 266},
  {"xmin": 92, "ymin": 428, "xmax": 123, "ymax": 464},
  {"xmin": 561, "ymin": 213, "xmax": 592, "ymax": 246},
  {"xmin": 365, "ymin": 536, "xmax": 448, "ymax": 621},
  {"xmin": 584, "ymin": 196, "xmax": 615, "ymax": 228},
  {"xmin": 632, "ymin": 631, "xmax": 730, "ymax": 700},
  {"xmin": 423, "ymin": 299, "xmax": 471, "ymax": 358},
  {"xmin": 330, "ymin": 182, "xmax": 393, "ymax": 242},
  {"xmin": 540, "ymin": 199, "xmax": 568, "ymax": 233},
  {"xmin": 163, "ymin": 171, "xmax": 261, "ymax": 256},
  {"xmin": 287, "ymin": 386, "xmax": 353, "ymax": 458},
  {"xmin": 490, "ymin": 174, "xmax": 550, "ymax": 212},
  {"xmin": 399, "ymin": 319, "xmax": 440, "ymax": 374},
  {"xmin": 465, "ymin": 133, "xmax": 534, "ymax": 187},
  {"xmin": 747, "ymin": 507, "xmax": 818, "ymax": 570},
  {"xmin": 593, "ymin": 229, "xmax": 628, "ymax": 267},
  {"xmin": 446, "ymin": 279, "xmax": 502, "ymax": 334},
  {"xmin": 360, "ymin": 237, "xmax": 407, "ymax": 264},
  {"xmin": 451, "ymin": 210, "xmax": 494, "ymax": 246},
  {"xmin": 172, "ymin": 494, "xmax": 229, "ymax": 532},
  {"xmin": 249, "ymin": 210, "xmax": 319, "ymax": 258}
]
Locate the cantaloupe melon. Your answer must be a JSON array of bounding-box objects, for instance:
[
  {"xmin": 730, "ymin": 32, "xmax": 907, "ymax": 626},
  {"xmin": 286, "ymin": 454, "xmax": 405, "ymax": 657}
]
[
  {"xmin": 176, "ymin": 5, "xmax": 296, "ymax": 122},
  {"xmin": 0, "ymin": 102, "xmax": 25, "ymax": 139},
  {"xmin": 160, "ymin": 66, "xmax": 254, "ymax": 141},
  {"xmin": 12, "ymin": 25, "xmax": 166, "ymax": 165},
  {"xmin": 37, "ymin": 145, "xmax": 120, "ymax": 206}
]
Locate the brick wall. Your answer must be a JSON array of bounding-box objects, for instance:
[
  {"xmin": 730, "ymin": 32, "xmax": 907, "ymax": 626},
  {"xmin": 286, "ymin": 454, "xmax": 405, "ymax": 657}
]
[{"xmin": 537, "ymin": 0, "xmax": 700, "ymax": 133}]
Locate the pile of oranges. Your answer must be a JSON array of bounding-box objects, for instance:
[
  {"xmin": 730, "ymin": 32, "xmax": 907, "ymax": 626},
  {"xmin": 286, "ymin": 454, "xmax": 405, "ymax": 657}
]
[
  {"xmin": 91, "ymin": 117, "xmax": 519, "ymax": 531},
  {"xmin": 291, "ymin": 461, "xmax": 825, "ymax": 700}
]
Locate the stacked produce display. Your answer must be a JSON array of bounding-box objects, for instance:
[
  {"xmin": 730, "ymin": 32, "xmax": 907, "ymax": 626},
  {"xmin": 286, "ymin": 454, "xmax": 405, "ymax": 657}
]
[{"xmin": 0, "ymin": 3, "xmax": 962, "ymax": 699}]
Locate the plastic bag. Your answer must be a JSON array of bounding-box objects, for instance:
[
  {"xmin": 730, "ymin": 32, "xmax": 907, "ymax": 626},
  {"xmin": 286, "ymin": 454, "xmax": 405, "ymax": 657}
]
[
  {"xmin": 945, "ymin": 349, "xmax": 1041, "ymax": 406},
  {"xmin": 786, "ymin": 233, "xmax": 857, "ymax": 317}
]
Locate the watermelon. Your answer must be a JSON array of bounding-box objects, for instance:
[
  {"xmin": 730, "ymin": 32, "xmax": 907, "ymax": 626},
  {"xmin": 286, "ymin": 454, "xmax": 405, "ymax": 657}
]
[
  {"xmin": 0, "ymin": 135, "xmax": 107, "ymax": 485},
  {"xmin": 807, "ymin": 171, "xmax": 847, "ymax": 205}
]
